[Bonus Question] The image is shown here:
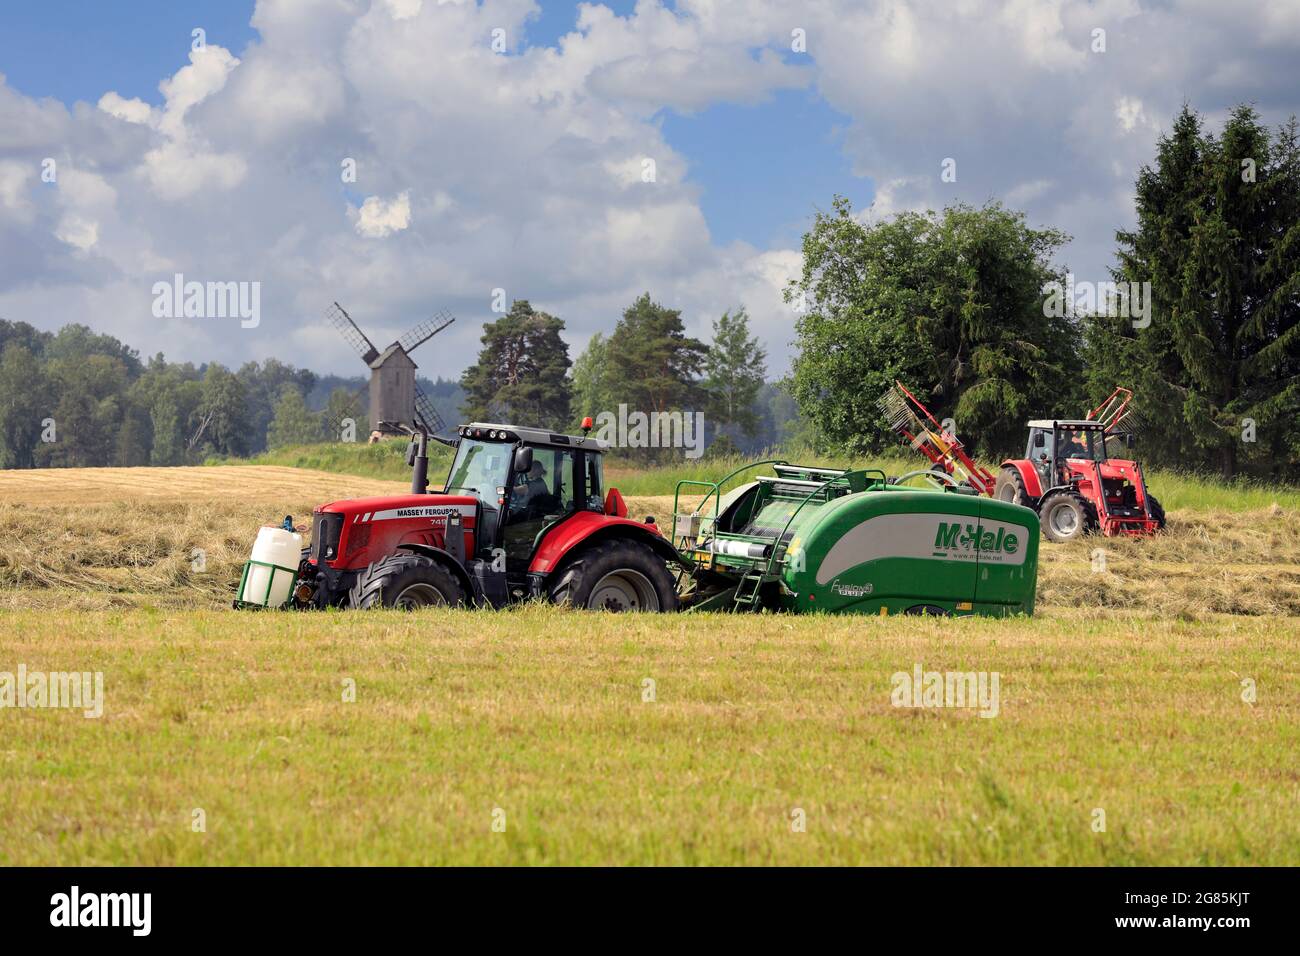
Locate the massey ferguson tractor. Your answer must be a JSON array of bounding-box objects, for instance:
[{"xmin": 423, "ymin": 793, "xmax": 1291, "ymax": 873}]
[
  {"xmin": 878, "ymin": 382, "xmax": 1165, "ymax": 543},
  {"xmin": 241, "ymin": 419, "xmax": 680, "ymax": 611}
]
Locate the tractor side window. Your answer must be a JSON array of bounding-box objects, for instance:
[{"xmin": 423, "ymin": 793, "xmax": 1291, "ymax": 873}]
[{"xmin": 585, "ymin": 454, "xmax": 604, "ymax": 511}]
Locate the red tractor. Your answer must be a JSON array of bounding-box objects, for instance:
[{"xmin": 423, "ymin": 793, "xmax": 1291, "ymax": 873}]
[
  {"xmin": 880, "ymin": 383, "xmax": 1165, "ymax": 543},
  {"xmin": 283, "ymin": 420, "xmax": 680, "ymax": 611}
]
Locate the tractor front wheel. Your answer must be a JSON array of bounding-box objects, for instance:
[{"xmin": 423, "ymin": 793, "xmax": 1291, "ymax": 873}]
[
  {"xmin": 994, "ymin": 467, "xmax": 1027, "ymax": 506},
  {"xmin": 1040, "ymin": 492, "xmax": 1091, "ymax": 543},
  {"xmin": 349, "ymin": 553, "xmax": 467, "ymax": 609},
  {"xmin": 1147, "ymin": 494, "xmax": 1167, "ymax": 530},
  {"xmin": 550, "ymin": 540, "xmax": 679, "ymax": 612}
]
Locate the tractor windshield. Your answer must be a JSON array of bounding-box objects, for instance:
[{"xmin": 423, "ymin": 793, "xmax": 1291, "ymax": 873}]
[
  {"xmin": 444, "ymin": 439, "xmax": 511, "ymax": 508},
  {"xmin": 1058, "ymin": 427, "xmax": 1105, "ymax": 462}
]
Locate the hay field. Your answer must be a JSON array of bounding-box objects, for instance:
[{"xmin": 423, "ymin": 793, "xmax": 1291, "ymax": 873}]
[
  {"xmin": 0, "ymin": 464, "xmax": 407, "ymax": 505},
  {"xmin": 0, "ymin": 464, "xmax": 1296, "ymax": 865}
]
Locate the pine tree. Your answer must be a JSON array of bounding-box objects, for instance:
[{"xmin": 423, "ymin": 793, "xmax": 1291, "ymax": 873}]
[
  {"xmin": 606, "ymin": 293, "xmax": 709, "ymax": 414},
  {"xmin": 460, "ymin": 300, "xmax": 573, "ymax": 429},
  {"xmin": 1092, "ymin": 105, "xmax": 1300, "ymax": 478}
]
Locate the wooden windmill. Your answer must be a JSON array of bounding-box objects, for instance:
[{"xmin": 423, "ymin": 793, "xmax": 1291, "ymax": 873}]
[{"xmin": 325, "ymin": 301, "xmax": 454, "ymax": 436}]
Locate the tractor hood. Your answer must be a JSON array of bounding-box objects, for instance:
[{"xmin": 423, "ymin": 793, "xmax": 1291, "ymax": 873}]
[
  {"xmin": 315, "ymin": 493, "xmax": 479, "ymax": 519},
  {"xmin": 311, "ymin": 493, "xmax": 480, "ymax": 570}
]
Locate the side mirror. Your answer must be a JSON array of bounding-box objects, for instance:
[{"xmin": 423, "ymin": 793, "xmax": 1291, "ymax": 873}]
[
  {"xmin": 1033, "ymin": 432, "xmax": 1046, "ymax": 448},
  {"xmin": 406, "ymin": 439, "xmax": 418, "ymax": 467},
  {"xmin": 1125, "ymin": 433, "xmax": 1136, "ymax": 449},
  {"xmin": 513, "ymin": 445, "xmax": 533, "ymax": 473}
]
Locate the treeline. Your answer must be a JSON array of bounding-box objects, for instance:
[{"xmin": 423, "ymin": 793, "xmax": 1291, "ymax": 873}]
[
  {"xmin": 0, "ymin": 320, "xmax": 464, "ymax": 468},
  {"xmin": 4, "ymin": 102, "xmax": 1296, "ymax": 480},
  {"xmin": 458, "ymin": 293, "xmax": 790, "ymax": 456}
]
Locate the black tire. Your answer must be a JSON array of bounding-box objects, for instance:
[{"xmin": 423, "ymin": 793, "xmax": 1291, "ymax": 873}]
[
  {"xmin": 1147, "ymin": 494, "xmax": 1167, "ymax": 530},
  {"xmin": 349, "ymin": 553, "xmax": 466, "ymax": 609},
  {"xmin": 994, "ymin": 467, "xmax": 1027, "ymax": 506},
  {"xmin": 549, "ymin": 539, "xmax": 679, "ymax": 612},
  {"xmin": 1040, "ymin": 491, "xmax": 1091, "ymax": 543}
]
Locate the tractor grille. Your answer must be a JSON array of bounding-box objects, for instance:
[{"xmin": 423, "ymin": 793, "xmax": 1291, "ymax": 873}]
[{"xmin": 312, "ymin": 512, "xmax": 344, "ymax": 563}]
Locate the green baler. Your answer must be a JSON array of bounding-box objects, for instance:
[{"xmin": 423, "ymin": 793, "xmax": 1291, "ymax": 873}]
[{"xmin": 672, "ymin": 462, "xmax": 1038, "ymax": 617}]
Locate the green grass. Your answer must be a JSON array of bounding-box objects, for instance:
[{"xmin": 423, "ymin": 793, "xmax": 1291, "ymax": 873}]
[
  {"xmin": 2, "ymin": 607, "xmax": 1296, "ymax": 865},
  {"xmin": 214, "ymin": 441, "xmax": 1300, "ymax": 511}
]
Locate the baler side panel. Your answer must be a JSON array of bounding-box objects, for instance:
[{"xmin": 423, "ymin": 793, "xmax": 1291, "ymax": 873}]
[
  {"xmin": 972, "ymin": 498, "xmax": 1040, "ymax": 614},
  {"xmin": 784, "ymin": 491, "xmax": 985, "ymax": 614}
]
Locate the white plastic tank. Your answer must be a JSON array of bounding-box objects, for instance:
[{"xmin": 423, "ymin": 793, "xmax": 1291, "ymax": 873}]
[{"xmin": 239, "ymin": 526, "xmax": 303, "ymax": 607}]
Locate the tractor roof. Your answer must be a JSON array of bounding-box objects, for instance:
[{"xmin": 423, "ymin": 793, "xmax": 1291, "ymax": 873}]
[
  {"xmin": 1027, "ymin": 419, "xmax": 1107, "ymax": 430},
  {"xmin": 458, "ymin": 422, "xmax": 608, "ymax": 451}
]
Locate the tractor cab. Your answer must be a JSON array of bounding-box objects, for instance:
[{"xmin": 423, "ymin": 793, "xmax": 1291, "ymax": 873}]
[
  {"xmin": 1026, "ymin": 419, "xmax": 1109, "ymax": 486},
  {"xmin": 446, "ymin": 422, "xmax": 612, "ymax": 569}
]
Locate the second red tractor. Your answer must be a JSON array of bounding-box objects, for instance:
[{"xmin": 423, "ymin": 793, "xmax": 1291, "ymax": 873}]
[{"xmin": 880, "ymin": 383, "xmax": 1165, "ymax": 543}]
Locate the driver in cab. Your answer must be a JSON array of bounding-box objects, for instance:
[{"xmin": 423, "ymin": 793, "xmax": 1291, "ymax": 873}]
[{"xmin": 511, "ymin": 459, "xmax": 548, "ymax": 515}]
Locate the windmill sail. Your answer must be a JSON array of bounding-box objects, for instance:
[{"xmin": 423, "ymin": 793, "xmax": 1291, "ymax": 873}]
[
  {"xmin": 326, "ymin": 302, "xmax": 380, "ymax": 365},
  {"xmin": 413, "ymin": 383, "xmax": 445, "ymax": 434},
  {"xmin": 398, "ymin": 310, "xmax": 455, "ymax": 354}
]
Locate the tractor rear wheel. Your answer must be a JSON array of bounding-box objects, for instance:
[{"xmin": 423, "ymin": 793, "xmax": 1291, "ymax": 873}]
[
  {"xmin": 1147, "ymin": 494, "xmax": 1167, "ymax": 530},
  {"xmin": 994, "ymin": 467, "xmax": 1027, "ymax": 506},
  {"xmin": 349, "ymin": 553, "xmax": 467, "ymax": 609},
  {"xmin": 1040, "ymin": 492, "xmax": 1090, "ymax": 543},
  {"xmin": 549, "ymin": 539, "xmax": 679, "ymax": 612}
]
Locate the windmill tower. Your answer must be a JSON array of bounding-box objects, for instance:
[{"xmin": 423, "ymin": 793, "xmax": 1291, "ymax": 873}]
[{"xmin": 325, "ymin": 302, "xmax": 455, "ymax": 436}]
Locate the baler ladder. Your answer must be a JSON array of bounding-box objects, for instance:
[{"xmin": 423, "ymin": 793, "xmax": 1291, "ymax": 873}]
[{"xmin": 733, "ymin": 571, "xmax": 765, "ymax": 608}]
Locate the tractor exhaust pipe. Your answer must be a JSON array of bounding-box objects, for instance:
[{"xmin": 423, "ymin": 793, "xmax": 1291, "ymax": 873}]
[
  {"xmin": 380, "ymin": 419, "xmax": 432, "ymax": 495},
  {"xmin": 407, "ymin": 426, "xmax": 429, "ymax": 494}
]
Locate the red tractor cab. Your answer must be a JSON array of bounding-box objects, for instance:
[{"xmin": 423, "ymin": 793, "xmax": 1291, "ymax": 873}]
[
  {"xmin": 297, "ymin": 421, "xmax": 680, "ymax": 610},
  {"xmin": 994, "ymin": 419, "xmax": 1164, "ymax": 542}
]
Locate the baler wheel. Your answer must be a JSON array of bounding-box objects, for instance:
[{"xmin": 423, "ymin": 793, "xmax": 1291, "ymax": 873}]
[
  {"xmin": 349, "ymin": 553, "xmax": 467, "ymax": 609},
  {"xmin": 549, "ymin": 540, "xmax": 679, "ymax": 612}
]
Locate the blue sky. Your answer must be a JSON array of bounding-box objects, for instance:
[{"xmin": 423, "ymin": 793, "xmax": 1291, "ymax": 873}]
[{"xmin": 1, "ymin": 0, "xmax": 1295, "ymax": 379}]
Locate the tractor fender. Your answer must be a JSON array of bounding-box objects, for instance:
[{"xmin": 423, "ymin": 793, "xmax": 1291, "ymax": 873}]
[
  {"xmin": 393, "ymin": 543, "xmax": 474, "ymax": 597},
  {"xmin": 1001, "ymin": 459, "xmax": 1044, "ymax": 499},
  {"xmin": 529, "ymin": 512, "xmax": 681, "ymax": 576}
]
